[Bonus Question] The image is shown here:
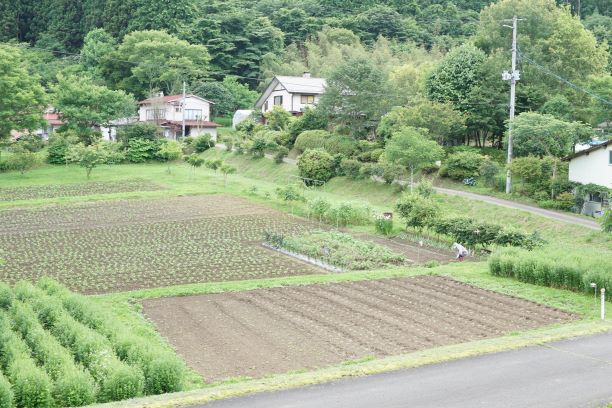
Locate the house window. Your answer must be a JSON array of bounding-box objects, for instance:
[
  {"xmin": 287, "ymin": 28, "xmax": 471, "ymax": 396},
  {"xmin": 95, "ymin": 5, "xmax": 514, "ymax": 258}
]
[
  {"xmin": 175, "ymin": 107, "xmax": 182, "ymax": 113},
  {"xmin": 146, "ymin": 109, "xmax": 165, "ymax": 120},
  {"xmin": 184, "ymin": 109, "xmax": 203, "ymax": 120},
  {"xmin": 301, "ymin": 95, "xmax": 315, "ymax": 104},
  {"xmin": 264, "ymin": 101, "xmax": 268, "ymax": 111},
  {"xmin": 274, "ymin": 95, "xmax": 283, "ymax": 106}
]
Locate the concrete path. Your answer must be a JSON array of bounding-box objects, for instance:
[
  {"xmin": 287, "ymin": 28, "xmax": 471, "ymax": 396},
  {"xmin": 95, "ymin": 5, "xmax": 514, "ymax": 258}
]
[
  {"xmin": 194, "ymin": 332, "xmax": 612, "ymax": 408},
  {"xmin": 214, "ymin": 144, "xmax": 599, "ymax": 230}
]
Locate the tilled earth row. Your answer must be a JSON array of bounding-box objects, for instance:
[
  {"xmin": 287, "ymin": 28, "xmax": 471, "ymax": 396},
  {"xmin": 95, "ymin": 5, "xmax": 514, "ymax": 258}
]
[{"xmin": 142, "ymin": 275, "xmax": 576, "ymax": 381}]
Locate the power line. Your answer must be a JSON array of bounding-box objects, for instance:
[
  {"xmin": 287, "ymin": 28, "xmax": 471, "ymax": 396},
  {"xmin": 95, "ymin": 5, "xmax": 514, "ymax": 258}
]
[{"xmin": 518, "ymin": 48, "xmax": 612, "ymax": 106}]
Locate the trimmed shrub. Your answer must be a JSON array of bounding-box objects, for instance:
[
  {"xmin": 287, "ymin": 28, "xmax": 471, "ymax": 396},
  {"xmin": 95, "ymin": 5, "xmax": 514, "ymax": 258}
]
[
  {"xmin": 358, "ymin": 163, "xmax": 383, "ymax": 179},
  {"xmin": 116, "ymin": 123, "xmax": 163, "ymax": 148},
  {"xmin": 324, "ymin": 135, "xmax": 358, "ymax": 156},
  {"xmin": 274, "ymin": 146, "xmax": 289, "ymax": 164},
  {"xmin": 381, "ymin": 163, "xmax": 404, "ymax": 184},
  {"xmin": 192, "ymin": 134, "xmax": 214, "ymax": 152},
  {"xmin": 125, "ymin": 139, "xmax": 160, "ymax": 163},
  {"xmin": 442, "ymin": 151, "xmax": 485, "ymax": 180},
  {"xmin": 294, "ymin": 130, "xmax": 330, "ymax": 153},
  {"xmin": 297, "ymin": 149, "xmax": 335, "ymax": 184},
  {"xmin": 340, "ymin": 158, "xmax": 361, "ymax": 179},
  {"xmin": 395, "ymin": 193, "xmax": 439, "ymax": 231}
]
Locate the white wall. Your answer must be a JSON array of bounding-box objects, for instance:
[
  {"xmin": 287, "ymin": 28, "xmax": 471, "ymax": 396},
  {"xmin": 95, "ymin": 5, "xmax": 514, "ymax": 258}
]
[
  {"xmin": 190, "ymin": 127, "xmax": 217, "ymax": 140},
  {"xmin": 569, "ymin": 146, "xmax": 612, "ymax": 187},
  {"xmin": 261, "ymin": 86, "xmax": 292, "ymax": 114},
  {"xmin": 139, "ymin": 96, "xmax": 211, "ymax": 122},
  {"xmin": 291, "ymin": 93, "xmax": 321, "ymax": 113}
]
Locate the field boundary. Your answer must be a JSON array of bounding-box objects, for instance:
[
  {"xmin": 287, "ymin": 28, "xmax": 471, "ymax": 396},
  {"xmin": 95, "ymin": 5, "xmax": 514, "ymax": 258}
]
[{"xmin": 87, "ymin": 321, "xmax": 612, "ymax": 408}]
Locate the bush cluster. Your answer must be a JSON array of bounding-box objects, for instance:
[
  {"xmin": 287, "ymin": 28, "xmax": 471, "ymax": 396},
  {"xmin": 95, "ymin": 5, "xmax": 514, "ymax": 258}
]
[
  {"xmin": 297, "ymin": 149, "xmax": 336, "ymax": 184},
  {"xmin": 394, "ymin": 193, "xmax": 544, "ymax": 250},
  {"xmin": 439, "ymin": 151, "xmax": 485, "ymax": 180},
  {"xmin": 489, "ymin": 247, "xmax": 612, "ymax": 300}
]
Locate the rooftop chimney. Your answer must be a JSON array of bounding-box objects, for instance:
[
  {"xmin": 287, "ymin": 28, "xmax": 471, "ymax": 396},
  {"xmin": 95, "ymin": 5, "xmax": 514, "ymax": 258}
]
[{"xmin": 303, "ymin": 71, "xmax": 311, "ymax": 78}]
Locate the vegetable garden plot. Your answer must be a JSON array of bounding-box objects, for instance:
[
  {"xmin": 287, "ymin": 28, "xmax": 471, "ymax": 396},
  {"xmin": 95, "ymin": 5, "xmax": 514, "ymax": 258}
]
[
  {"xmin": 0, "ymin": 196, "xmax": 324, "ymax": 294},
  {"xmin": 0, "ymin": 180, "xmax": 164, "ymax": 202},
  {"xmin": 143, "ymin": 275, "xmax": 576, "ymax": 381}
]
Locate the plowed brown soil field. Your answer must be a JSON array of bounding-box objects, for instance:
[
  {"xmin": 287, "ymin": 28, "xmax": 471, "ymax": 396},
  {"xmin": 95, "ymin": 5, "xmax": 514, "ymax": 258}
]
[{"xmin": 143, "ymin": 275, "xmax": 576, "ymax": 381}]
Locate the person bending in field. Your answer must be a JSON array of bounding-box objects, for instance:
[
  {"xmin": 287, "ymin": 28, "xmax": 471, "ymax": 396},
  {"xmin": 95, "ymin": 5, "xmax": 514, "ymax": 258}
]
[{"xmin": 452, "ymin": 242, "xmax": 469, "ymax": 262}]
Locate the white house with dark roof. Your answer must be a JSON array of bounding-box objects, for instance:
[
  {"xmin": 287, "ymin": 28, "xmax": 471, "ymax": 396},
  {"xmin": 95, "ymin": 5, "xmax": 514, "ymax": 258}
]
[
  {"xmin": 138, "ymin": 93, "xmax": 220, "ymax": 140},
  {"xmin": 567, "ymin": 140, "xmax": 611, "ymax": 216},
  {"xmin": 255, "ymin": 72, "xmax": 327, "ymax": 115}
]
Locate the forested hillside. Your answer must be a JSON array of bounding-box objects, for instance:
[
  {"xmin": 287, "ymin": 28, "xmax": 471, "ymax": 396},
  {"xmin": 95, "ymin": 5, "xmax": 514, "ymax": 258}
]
[{"xmin": 0, "ymin": 0, "xmax": 610, "ymax": 144}]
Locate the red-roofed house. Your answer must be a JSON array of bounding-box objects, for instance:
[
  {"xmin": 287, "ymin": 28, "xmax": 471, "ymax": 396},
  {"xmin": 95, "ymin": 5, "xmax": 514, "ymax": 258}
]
[{"xmin": 138, "ymin": 93, "xmax": 220, "ymax": 140}]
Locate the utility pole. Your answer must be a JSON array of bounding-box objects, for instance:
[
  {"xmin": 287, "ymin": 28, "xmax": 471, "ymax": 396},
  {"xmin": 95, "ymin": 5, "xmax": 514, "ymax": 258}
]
[
  {"xmin": 502, "ymin": 16, "xmax": 520, "ymax": 194},
  {"xmin": 181, "ymin": 81, "xmax": 186, "ymax": 140}
]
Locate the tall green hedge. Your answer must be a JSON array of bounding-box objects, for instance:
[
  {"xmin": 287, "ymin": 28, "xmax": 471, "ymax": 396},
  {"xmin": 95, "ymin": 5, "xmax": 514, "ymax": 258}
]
[{"xmin": 489, "ymin": 247, "xmax": 612, "ymax": 300}]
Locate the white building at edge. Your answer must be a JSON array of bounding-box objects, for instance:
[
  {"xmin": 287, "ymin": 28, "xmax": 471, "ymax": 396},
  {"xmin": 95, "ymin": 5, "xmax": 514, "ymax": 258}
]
[
  {"xmin": 255, "ymin": 72, "xmax": 326, "ymax": 116},
  {"xmin": 568, "ymin": 140, "xmax": 611, "ymax": 216}
]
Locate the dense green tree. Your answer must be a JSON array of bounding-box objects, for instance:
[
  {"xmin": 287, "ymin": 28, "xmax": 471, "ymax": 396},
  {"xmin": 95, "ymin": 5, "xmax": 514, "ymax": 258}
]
[
  {"xmin": 377, "ymin": 102, "xmax": 466, "ymax": 144},
  {"xmin": 52, "ymin": 75, "xmax": 135, "ymax": 144},
  {"xmin": 222, "ymin": 77, "xmax": 259, "ymax": 109},
  {"xmin": 192, "ymin": 82, "xmax": 235, "ymax": 117},
  {"xmin": 383, "ymin": 127, "xmax": 444, "ymax": 191},
  {"xmin": 103, "ymin": 30, "xmax": 210, "ymax": 99},
  {"xmin": 0, "ymin": 45, "xmax": 47, "ymax": 141},
  {"xmin": 425, "ymin": 44, "xmax": 486, "ymax": 110},
  {"xmin": 509, "ymin": 112, "xmax": 593, "ymax": 158},
  {"xmin": 476, "ymin": 0, "xmax": 607, "ymax": 92},
  {"xmin": 80, "ymin": 29, "xmax": 116, "ymax": 75},
  {"xmin": 319, "ymin": 56, "xmax": 392, "ymax": 138}
]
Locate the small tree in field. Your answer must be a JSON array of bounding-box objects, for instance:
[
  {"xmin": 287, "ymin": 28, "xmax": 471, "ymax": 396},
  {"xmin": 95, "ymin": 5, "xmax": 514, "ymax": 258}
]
[
  {"xmin": 157, "ymin": 140, "xmax": 182, "ymax": 173},
  {"xmin": 219, "ymin": 163, "xmax": 236, "ymax": 187},
  {"xmin": 204, "ymin": 158, "xmax": 223, "ymax": 173},
  {"xmin": 184, "ymin": 154, "xmax": 204, "ymax": 176},
  {"xmin": 383, "ymin": 127, "xmax": 444, "ymax": 192},
  {"xmin": 8, "ymin": 148, "xmax": 39, "ymax": 175},
  {"xmin": 66, "ymin": 144, "xmax": 109, "ymax": 179}
]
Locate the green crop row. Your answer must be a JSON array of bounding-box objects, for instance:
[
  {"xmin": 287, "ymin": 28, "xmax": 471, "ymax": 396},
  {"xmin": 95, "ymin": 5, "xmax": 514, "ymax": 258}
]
[
  {"xmin": 0, "ymin": 279, "xmax": 189, "ymax": 407},
  {"xmin": 14, "ymin": 282, "xmax": 144, "ymax": 403},
  {"xmin": 489, "ymin": 247, "xmax": 612, "ymax": 301},
  {"xmin": 0, "ymin": 311, "xmax": 54, "ymax": 408},
  {"xmin": 38, "ymin": 278, "xmax": 185, "ymax": 395}
]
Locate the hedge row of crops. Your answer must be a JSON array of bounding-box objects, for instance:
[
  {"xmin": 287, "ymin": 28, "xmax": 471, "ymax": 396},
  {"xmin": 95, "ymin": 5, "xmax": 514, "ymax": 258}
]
[
  {"xmin": 489, "ymin": 247, "xmax": 612, "ymax": 301},
  {"xmin": 0, "ymin": 279, "xmax": 187, "ymax": 408}
]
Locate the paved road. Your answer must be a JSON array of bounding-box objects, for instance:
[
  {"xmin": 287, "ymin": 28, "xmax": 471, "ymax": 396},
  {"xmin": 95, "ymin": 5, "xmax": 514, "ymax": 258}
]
[
  {"xmin": 433, "ymin": 187, "xmax": 600, "ymax": 230},
  {"xmin": 215, "ymin": 145, "xmax": 599, "ymax": 230},
  {"xmin": 195, "ymin": 332, "xmax": 612, "ymax": 408}
]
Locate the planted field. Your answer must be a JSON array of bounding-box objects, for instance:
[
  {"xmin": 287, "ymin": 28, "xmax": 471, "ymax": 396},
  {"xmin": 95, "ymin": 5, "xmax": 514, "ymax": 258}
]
[
  {"xmin": 0, "ymin": 180, "xmax": 164, "ymax": 202},
  {"xmin": 0, "ymin": 195, "xmax": 325, "ymax": 294},
  {"xmin": 143, "ymin": 275, "xmax": 576, "ymax": 381},
  {"xmin": 0, "ymin": 278, "xmax": 187, "ymax": 408}
]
